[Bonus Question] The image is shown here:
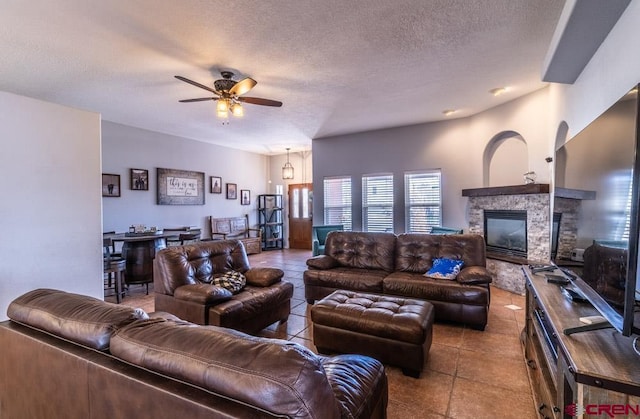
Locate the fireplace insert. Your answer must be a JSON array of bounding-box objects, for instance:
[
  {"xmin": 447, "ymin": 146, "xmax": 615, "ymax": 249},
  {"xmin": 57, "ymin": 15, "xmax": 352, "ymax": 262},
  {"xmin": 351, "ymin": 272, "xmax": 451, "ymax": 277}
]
[{"xmin": 484, "ymin": 210, "xmax": 527, "ymax": 258}]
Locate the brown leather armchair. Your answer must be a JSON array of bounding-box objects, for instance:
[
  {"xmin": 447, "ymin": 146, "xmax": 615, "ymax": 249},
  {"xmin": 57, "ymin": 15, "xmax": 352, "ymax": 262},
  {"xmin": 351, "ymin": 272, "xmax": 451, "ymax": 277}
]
[{"xmin": 154, "ymin": 239, "xmax": 293, "ymax": 334}]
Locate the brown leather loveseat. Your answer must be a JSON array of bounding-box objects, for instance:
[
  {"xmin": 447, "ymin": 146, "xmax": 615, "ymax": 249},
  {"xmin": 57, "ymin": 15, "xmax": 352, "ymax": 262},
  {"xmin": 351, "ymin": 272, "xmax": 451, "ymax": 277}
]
[
  {"xmin": 154, "ymin": 239, "xmax": 292, "ymax": 333},
  {"xmin": 1, "ymin": 288, "xmax": 388, "ymax": 418},
  {"xmin": 304, "ymin": 232, "xmax": 492, "ymax": 330}
]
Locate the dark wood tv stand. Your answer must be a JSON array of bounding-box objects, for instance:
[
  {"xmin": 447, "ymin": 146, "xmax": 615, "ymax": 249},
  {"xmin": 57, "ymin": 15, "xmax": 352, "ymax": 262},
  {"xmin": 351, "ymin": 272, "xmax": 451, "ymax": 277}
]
[{"xmin": 523, "ymin": 267, "xmax": 640, "ymax": 418}]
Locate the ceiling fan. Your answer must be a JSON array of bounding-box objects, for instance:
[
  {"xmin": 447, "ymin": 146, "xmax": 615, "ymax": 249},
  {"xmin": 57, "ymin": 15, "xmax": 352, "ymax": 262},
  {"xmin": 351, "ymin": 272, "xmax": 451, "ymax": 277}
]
[{"xmin": 175, "ymin": 71, "xmax": 282, "ymax": 118}]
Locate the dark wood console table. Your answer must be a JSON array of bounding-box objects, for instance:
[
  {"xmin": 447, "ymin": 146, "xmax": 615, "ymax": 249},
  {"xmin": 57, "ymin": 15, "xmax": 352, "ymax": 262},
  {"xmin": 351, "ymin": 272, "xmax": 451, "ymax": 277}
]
[{"xmin": 523, "ymin": 266, "xmax": 640, "ymax": 418}]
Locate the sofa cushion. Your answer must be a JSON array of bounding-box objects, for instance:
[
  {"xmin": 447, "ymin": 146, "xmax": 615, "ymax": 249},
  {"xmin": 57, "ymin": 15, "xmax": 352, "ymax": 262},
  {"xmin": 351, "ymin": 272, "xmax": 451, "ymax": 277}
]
[
  {"xmin": 212, "ymin": 270, "xmax": 246, "ymax": 293},
  {"xmin": 154, "ymin": 240, "xmax": 251, "ymax": 296},
  {"xmin": 304, "ymin": 267, "xmax": 388, "ymax": 294},
  {"xmin": 395, "ymin": 233, "xmax": 487, "ymax": 273},
  {"xmin": 324, "ymin": 231, "xmax": 396, "ymax": 272},
  {"xmin": 321, "ymin": 354, "xmax": 388, "ymax": 419},
  {"xmin": 383, "ymin": 272, "xmax": 489, "ymax": 306},
  {"xmin": 425, "ymin": 258, "xmax": 464, "ymax": 280},
  {"xmin": 174, "ymin": 283, "xmax": 233, "ymax": 304},
  {"xmin": 111, "ymin": 318, "xmax": 341, "ymax": 418},
  {"xmin": 7, "ymin": 288, "xmax": 148, "ymax": 350},
  {"xmin": 306, "ymin": 255, "xmax": 340, "ymax": 270},
  {"xmin": 244, "ymin": 267, "xmax": 284, "ymax": 287},
  {"xmin": 457, "ymin": 266, "xmax": 493, "ymax": 285}
]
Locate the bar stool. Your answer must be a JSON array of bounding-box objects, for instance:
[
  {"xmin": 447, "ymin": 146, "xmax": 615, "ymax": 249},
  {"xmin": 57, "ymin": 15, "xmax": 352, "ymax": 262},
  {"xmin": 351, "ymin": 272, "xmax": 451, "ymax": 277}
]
[{"xmin": 103, "ymin": 238, "xmax": 126, "ymax": 303}]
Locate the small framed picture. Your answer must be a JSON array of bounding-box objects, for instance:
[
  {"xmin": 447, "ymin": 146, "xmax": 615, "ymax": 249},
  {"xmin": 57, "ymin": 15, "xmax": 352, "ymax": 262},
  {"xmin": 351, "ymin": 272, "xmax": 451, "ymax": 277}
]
[
  {"xmin": 226, "ymin": 183, "xmax": 237, "ymax": 200},
  {"xmin": 210, "ymin": 176, "xmax": 222, "ymax": 194},
  {"xmin": 241, "ymin": 189, "xmax": 250, "ymax": 205},
  {"xmin": 130, "ymin": 168, "xmax": 149, "ymax": 190},
  {"xmin": 102, "ymin": 173, "xmax": 121, "ymax": 197}
]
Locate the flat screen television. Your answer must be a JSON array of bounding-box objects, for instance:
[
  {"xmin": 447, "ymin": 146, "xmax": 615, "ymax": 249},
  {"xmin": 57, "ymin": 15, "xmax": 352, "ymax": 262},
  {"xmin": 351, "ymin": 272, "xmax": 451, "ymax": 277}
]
[{"xmin": 553, "ymin": 84, "xmax": 640, "ymax": 337}]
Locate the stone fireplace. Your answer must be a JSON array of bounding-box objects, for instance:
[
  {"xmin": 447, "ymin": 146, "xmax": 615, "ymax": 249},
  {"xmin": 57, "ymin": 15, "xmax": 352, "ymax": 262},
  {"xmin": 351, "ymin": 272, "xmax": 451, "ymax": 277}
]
[{"xmin": 463, "ymin": 184, "xmax": 552, "ymax": 294}]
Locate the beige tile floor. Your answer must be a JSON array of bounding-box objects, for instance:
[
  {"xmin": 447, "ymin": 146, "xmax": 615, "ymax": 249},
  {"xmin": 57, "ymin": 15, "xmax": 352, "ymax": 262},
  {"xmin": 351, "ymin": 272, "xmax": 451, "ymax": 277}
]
[{"xmin": 113, "ymin": 248, "xmax": 537, "ymax": 419}]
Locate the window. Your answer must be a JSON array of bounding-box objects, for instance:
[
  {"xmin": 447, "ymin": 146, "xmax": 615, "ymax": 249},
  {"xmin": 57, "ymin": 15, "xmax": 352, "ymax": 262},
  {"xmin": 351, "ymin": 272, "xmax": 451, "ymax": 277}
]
[
  {"xmin": 405, "ymin": 171, "xmax": 442, "ymax": 232},
  {"xmin": 363, "ymin": 174, "xmax": 393, "ymax": 232},
  {"xmin": 323, "ymin": 177, "xmax": 352, "ymax": 231}
]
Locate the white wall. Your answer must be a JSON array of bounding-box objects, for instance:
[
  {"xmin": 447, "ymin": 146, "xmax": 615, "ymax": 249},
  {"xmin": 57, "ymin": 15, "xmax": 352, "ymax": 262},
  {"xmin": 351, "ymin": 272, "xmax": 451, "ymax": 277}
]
[
  {"xmin": 0, "ymin": 92, "xmax": 103, "ymax": 320},
  {"xmin": 102, "ymin": 122, "xmax": 269, "ymax": 236}
]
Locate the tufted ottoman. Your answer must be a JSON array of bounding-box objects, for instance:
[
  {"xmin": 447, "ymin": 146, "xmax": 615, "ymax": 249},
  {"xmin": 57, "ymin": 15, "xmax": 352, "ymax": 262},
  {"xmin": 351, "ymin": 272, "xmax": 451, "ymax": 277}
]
[{"xmin": 311, "ymin": 290, "xmax": 434, "ymax": 378}]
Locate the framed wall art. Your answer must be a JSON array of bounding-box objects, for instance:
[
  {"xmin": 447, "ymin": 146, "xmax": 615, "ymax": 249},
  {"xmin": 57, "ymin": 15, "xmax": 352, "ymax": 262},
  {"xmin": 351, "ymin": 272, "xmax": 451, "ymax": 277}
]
[
  {"xmin": 210, "ymin": 176, "xmax": 222, "ymax": 194},
  {"xmin": 226, "ymin": 183, "xmax": 237, "ymax": 200},
  {"xmin": 156, "ymin": 167, "xmax": 205, "ymax": 205},
  {"xmin": 102, "ymin": 173, "xmax": 121, "ymax": 197},
  {"xmin": 241, "ymin": 189, "xmax": 250, "ymax": 205},
  {"xmin": 130, "ymin": 168, "xmax": 149, "ymax": 190}
]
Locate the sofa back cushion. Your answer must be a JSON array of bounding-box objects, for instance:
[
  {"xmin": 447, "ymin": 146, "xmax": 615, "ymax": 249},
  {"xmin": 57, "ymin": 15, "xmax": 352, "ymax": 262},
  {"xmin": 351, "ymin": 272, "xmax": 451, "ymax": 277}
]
[
  {"xmin": 325, "ymin": 231, "xmax": 396, "ymax": 272},
  {"xmin": 395, "ymin": 234, "xmax": 487, "ymax": 273},
  {"xmin": 7, "ymin": 289, "xmax": 148, "ymax": 350},
  {"xmin": 111, "ymin": 318, "xmax": 340, "ymax": 418},
  {"xmin": 154, "ymin": 239, "xmax": 251, "ymax": 295}
]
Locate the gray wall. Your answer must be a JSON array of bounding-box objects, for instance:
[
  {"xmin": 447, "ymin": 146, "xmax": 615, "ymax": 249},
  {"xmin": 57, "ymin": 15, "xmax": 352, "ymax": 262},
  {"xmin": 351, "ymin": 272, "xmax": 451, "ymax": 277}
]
[
  {"xmin": 102, "ymin": 121, "xmax": 269, "ymax": 236},
  {"xmin": 312, "ymin": 88, "xmax": 551, "ymax": 232},
  {"xmin": 0, "ymin": 92, "xmax": 103, "ymax": 321}
]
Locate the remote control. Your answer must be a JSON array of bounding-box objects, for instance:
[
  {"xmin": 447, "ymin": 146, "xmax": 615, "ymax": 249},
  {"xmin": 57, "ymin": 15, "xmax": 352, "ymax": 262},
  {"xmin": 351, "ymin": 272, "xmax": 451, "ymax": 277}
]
[
  {"xmin": 531, "ymin": 265, "xmax": 556, "ymax": 274},
  {"xmin": 545, "ymin": 274, "xmax": 569, "ymax": 285}
]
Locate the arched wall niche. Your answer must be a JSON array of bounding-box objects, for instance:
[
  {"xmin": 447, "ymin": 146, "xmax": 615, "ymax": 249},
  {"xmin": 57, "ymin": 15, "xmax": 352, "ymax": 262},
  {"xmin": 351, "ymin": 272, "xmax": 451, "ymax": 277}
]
[
  {"xmin": 554, "ymin": 121, "xmax": 569, "ymax": 188},
  {"xmin": 482, "ymin": 131, "xmax": 528, "ymax": 187}
]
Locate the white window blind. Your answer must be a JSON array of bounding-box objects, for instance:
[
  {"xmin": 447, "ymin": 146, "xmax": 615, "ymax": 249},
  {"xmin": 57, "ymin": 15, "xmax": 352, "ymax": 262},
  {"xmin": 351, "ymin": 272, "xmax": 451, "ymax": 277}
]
[
  {"xmin": 405, "ymin": 171, "xmax": 442, "ymax": 232},
  {"xmin": 323, "ymin": 177, "xmax": 352, "ymax": 231},
  {"xmin": 363, "ymin": 174, "xmax": 393, "ymax": 232}
]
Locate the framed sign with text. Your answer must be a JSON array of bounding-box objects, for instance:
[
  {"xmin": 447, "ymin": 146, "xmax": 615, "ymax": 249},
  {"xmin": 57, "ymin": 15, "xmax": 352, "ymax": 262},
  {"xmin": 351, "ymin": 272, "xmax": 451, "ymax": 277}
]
[{"xmin": 157, "ymin": 167, "xmax": 205, "ymax": 205}]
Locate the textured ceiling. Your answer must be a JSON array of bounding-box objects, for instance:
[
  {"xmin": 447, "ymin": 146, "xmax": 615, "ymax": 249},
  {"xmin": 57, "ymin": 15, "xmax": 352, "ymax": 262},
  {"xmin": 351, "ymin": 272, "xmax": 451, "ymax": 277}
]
[{"xmin": 0, "ymin": 0, "xmax": 564, "ymax": 155}]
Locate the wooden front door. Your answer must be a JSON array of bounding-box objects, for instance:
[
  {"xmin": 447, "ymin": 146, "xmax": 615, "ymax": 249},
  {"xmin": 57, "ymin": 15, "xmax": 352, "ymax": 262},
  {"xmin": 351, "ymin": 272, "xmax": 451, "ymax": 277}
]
[{"xmin": 288, "ymin": 183, "xmax": 313, "ymax": 249}]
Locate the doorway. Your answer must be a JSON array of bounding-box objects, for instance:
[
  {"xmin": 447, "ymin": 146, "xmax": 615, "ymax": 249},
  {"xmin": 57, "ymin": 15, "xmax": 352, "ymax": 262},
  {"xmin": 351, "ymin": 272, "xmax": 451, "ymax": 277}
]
[{"xmin": 288, "ymin": 183, "xmax": 313, "ymax": 249}]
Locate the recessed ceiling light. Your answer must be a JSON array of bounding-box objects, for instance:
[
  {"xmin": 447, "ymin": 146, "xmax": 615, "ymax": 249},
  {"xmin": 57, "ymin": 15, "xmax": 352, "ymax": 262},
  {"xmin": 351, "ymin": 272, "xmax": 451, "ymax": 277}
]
[
  {"xmin": 442, "ymin": 109, "xmax": 456, "ymax": 116},
  {"xmin": 489, "ymin": 87, "xmax": 507, "ymax": 97}
]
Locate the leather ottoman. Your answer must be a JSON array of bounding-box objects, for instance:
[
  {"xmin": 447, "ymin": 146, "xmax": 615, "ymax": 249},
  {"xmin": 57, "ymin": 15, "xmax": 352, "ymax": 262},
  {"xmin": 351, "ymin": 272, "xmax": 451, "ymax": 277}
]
[{"xmin": 311, "ymin": 290, "xmax": 434, "ymax": 378}]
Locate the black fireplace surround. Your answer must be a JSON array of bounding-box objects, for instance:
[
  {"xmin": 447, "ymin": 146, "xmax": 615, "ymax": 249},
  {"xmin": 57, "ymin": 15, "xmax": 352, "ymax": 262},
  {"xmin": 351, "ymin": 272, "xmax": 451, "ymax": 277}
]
[{"xmin": 484, "ymin": 210, "xmax": 528, "ymax": 258}]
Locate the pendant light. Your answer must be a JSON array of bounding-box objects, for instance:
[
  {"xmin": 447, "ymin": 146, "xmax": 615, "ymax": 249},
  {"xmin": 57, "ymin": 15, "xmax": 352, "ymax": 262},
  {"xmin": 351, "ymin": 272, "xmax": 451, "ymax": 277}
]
[{"xmin": 282, "ymin": 148, "xmax": 294, "ymax": 180}]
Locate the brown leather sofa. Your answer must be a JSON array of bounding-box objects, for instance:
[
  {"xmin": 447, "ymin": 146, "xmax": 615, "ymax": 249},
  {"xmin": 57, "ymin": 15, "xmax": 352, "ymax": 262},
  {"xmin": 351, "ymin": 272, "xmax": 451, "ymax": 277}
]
[
  {"xmin": 304, "ymin": 232, "xmax": 492, "ymax": 330},
  {"xmin": 1, "ymin": 289, "xmax": 388, "ymax": 418},
  {"xmin": 154, "ymin": 239, "xmax": 293, "ymax": 334}
]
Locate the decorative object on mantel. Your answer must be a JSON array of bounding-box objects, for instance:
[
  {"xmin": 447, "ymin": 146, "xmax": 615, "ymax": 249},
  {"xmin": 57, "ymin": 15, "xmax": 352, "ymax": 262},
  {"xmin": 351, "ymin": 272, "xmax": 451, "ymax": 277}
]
[
  {"xmin": 523, "ymin": 171, "xmax": 536, "ymax": 184},
  {"xmin": 157, "ymin": 168, "xmax": 205, "ymax": 205},
  {"xmin": 282, "ymin": 148, "xmax": 294, "ymax": 180}
]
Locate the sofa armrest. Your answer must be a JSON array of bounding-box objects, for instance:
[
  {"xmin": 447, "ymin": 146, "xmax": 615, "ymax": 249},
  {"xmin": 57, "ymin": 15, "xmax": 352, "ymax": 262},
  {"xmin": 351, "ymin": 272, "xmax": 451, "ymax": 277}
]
[
  {"xmin": 306, "ymin": 255, "xmax": 339, "ymax": 270},
  {"xmin": 457, "ymin": 266, "xmax": 493, "ymax": 285},
  {"xmin": 244, "ymin": 267, "xmax": 284, "ymax": 287},
  {"xmin": 174, "ymin": 284, "xmax": 233, "ymax": 304},
  {"xmin": 247, "ymin": 228, "xmax": 261, "ymax": 238}
]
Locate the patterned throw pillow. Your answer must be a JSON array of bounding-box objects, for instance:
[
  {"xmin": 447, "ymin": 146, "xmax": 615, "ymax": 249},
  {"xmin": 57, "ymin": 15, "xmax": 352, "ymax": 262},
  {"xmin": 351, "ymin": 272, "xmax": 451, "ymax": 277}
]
[
  {"xmin": 212, "ymin": 270, "xmax": 246, "ymax": 294},
  {"xmin": 425, "ymin": 258, "xmax": 464, "ymax": 280}
]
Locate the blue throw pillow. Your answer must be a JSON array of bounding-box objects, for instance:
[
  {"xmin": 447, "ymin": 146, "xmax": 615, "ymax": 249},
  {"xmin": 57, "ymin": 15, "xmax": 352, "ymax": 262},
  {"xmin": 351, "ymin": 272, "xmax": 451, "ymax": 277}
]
[{"xmin": 425, "ymin": 258, "xmax": 464, "ymax": 280}]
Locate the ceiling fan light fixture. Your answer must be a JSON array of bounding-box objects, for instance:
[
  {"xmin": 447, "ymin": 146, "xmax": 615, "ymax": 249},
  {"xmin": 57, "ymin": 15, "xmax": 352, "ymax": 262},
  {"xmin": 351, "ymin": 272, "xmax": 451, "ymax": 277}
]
[
  {"xmin": 282, "ymin": 148, "xmax": 294, "ymax": 180},
  {"xmin": 230, "ymin": 102, "xmax": 244, "ymax": 117}
]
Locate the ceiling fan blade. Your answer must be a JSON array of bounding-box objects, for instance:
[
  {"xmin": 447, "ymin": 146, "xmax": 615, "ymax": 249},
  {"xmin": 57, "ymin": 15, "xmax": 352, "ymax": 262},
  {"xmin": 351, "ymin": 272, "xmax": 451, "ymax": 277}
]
[
  {"xmin": 229, "ymin": 77, "xmax": 257, "ymax": 96},
  {"xmin": 237, "ymin": 96, "xmax": 283, "ymax": 107},
  {"xmin": 175, "ymin": 75, "xmax": 218, "ymax": 94},
  {"xmin": 179, "ymin": 97, "xmax": 217, "ymax": 103}
]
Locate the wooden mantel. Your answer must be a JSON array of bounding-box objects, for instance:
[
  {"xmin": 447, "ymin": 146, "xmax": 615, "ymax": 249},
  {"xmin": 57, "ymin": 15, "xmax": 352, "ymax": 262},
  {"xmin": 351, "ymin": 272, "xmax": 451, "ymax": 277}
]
[{"xmin": 461, "ymin": 184, "xmax": 550, "ymax": 197}]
